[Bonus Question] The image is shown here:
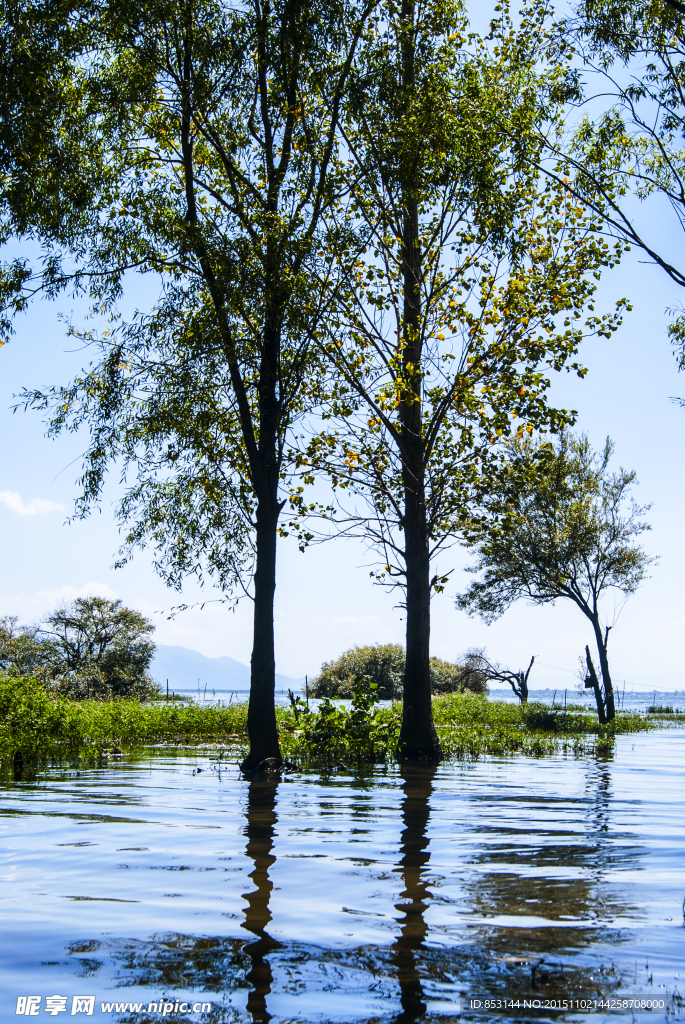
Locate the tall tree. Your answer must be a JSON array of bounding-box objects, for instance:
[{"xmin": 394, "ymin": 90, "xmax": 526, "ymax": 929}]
[
  {"xmin": 456, "ymin": 433, "xmax": 655, "ymax": 722},
  {"xmin": 528, "ymin": 0, "xmax": 685, "ymax": 367},
  {"xmin": 306, "ymin": 0, "xmax": 627, "ymax": 758},
  {"xmin": 12, "ymin": 0, "xmax": 375, "ymax": 769}
]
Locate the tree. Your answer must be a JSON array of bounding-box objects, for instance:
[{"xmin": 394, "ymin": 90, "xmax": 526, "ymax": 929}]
[
  {"xmin": 455, "ymin": 647, "xmax": 535, "ymax": 703},
  {"xmin": 0, "ymin": 616, "xmax": 57, "ymax": 680},
  {"xmin": 11, "ymin": 0, "xmax": 376, "ymax": 769},
  {"xmin": 0, "ymin": 0, "xmax": 105, "ymax": 336},
  {"xmin": 0, "ymin": 600, "xmax": 158, "ymax": 699},
  {"xmin": 456, "ymin": 433, "xmax": 655, "ymax": 722},
  {"xmin": 38, "ymin": 597, "xmax": 158, "ymax": 700},
  {"xmin": 529, "ymin": 0, "xmax": 685, "ymax": 368},
  {"xmin": 306, "ymin": 0, "xmax": 627, "ymax": 758}
]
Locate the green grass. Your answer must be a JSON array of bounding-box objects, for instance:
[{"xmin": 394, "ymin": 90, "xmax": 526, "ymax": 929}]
[
  {"xmin": 428, "ymin": 692, "xmax": 650, "ymax": 759},
  {"xmin": 0, "ymin": 676, "xmax": 249, "ymax": 770},
  {"xmin": 0, "ymin": 677, "xmax": 660, "ymax": 774}
]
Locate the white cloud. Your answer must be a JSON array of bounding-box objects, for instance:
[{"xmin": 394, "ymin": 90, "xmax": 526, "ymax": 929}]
[
  {"xmin": 0, "ymin": 490, "xmax": 65, "ymax": 516},
  {"xmin": 0, "ymin": 582, "xmax": 118, "ymax": 622}
]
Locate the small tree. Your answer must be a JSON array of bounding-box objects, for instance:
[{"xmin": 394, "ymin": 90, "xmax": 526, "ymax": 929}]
[
  {"xmin": 456, "ymin": 433, "xmax": 655, "ymax": 722},
  {"xmin": 39, "ymin": 597, "xmax": 158, "ymax": 700}
]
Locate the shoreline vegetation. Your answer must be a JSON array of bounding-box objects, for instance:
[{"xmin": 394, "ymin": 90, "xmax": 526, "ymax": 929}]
[{"xmin": 2, "ymin": 677, "xmax": 680, "ymax": 777}]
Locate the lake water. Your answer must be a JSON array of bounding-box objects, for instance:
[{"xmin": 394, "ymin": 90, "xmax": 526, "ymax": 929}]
[
  {"xmin": 1, "ymin": 730, "xmax": 683, "ymax": 1023},
  {"xmin": 172, "ymin": 688, "xmax": 685, "ymax": 715}
]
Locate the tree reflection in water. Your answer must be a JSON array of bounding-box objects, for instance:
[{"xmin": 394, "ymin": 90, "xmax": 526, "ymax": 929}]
[
  {"xmin": 392, "ymin": 763, "xmax": 436, "ymax": 1023},
  {"xmin": 241, "ymin": 775, "xmax": 281, "ymax": 1024}
]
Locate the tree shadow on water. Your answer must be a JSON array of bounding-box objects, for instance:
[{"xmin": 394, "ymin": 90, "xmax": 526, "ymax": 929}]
[
  {"xmin": 241, "ymin": 775, "xmax": 281, "ymax": 1024},
  {"xmin": 391, "ymin": 763, "xmax": 437, "ymax": 1024}
]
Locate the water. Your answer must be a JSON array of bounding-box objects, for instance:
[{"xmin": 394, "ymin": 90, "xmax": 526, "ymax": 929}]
[
  {"xmin": 1, "ymin": 731, "xmax": 683, "ymax": 1023},
  {"xmin": 170, "ymin": 688, "xmax": 685, "ymax": 715}
]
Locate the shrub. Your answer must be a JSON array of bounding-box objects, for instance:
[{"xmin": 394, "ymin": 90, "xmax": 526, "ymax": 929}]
[
  {"xmin": 429, "ymin": 655, "xmax": 488, "ymax": 695},
  {"xmin": 311, "ymin": 644, "xmax": 487, "ymax": 698},
  {"xmin": 312, "ymin": 644, "xmax": 405, "ymax": 698}
]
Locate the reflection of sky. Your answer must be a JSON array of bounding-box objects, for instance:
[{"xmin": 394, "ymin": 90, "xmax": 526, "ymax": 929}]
[{"xmin": 0, "ymin": 730, "xmax": 683, "ymax": 1021}]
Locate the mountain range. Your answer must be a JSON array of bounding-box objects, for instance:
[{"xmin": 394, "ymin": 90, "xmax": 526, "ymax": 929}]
[{"xmin": 150, "ymin": 644, "xmax": 305, "ymax": 692}]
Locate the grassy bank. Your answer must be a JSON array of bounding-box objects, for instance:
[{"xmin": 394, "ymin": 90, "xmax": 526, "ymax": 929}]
[{"xmin": 0, "ymin": 677, "xmax": 659, "ymax": 773}]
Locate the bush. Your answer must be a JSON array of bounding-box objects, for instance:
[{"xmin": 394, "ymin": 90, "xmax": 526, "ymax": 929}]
[
  {"xmin": 312, "ymin": 644, "xmax": 405, "ymax": 698},
  {"xmin": 283, "ymin": 679, "xmax": 398, "ymax": 767},
  {"xmin": 429, "ymin": 655, "xmax": 488, "ymax": 695},
  {"xmin": 311, "ymin": 644, "xmax": 487, "ymax": 698}
]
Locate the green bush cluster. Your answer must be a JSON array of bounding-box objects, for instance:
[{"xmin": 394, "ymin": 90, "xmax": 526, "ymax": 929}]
[
  {"xmin": 311, "ymin": 643, "xmax": 487, "ymax": 699},
  {"xmin": 0, "ymin": 676, "xmax": 248, "ymax": 771},
  {"xmin": 0, "ymin": 677, "xmax": 655, "ymax": 775},
  {"xmin": 281, "ymin": 680, "xmax": 399, "ymax": 767}
]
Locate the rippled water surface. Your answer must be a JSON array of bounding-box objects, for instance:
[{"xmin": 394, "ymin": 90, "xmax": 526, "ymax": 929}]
[{"xmin": 1, "ymin": 730, "xmax": 683, "ymax": 1023}]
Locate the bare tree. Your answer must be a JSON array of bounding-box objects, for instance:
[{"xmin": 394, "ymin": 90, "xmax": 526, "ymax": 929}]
[{"xmin": 456, "ymin": 648, "xmax": 535, "ymax": 703}]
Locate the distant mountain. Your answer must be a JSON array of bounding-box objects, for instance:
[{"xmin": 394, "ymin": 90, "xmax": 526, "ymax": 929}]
[{"xmin": 150, "ymin": 644, "xmax": 305, "ymax": 692}]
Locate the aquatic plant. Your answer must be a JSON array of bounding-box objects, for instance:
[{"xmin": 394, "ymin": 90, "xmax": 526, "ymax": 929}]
[
  {"xmin": 0, "ymin": 676, "xmax": 249, "ymax": 771},
  {"xmin": 282, "ymin": 679, "xmax": 398, "ymax": 766},
  {"xmin": 0, "ymin": 676, "xmax": 658, "ymax": 775}
]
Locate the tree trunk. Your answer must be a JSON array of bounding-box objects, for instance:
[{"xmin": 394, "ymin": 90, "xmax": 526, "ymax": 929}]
[
  {"xmin": 585, "ymin": 644, "xmax": 606, "ymax": 725},
  {"xmin": 242, "ymin": 304, "xmax": 284, "ymax": 771},
  {"xmin": 397, "ymin": 0, "xmax": 440, "ymax": 762},
  {"xmin": 400, "ymin": 482, "xmax": 440, "ymax": 759},
  {"xmin": 242, "ymin": 497, "xmax": 282, "ymax": 771},
  {"xmin": 592, "ymin": 618, "xmax": 616, "ymax": 722}
]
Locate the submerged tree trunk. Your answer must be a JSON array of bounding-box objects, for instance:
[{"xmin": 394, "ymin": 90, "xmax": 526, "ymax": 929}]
[
  {"xmin": 397, "ymin": 0, "xmax": 440, "ymax": 762},
  {"xmin": 243, "ymin": 497, "xmax": 282, "ymax": 770},
  {"xmin": 401, "ymin": 476, "xmax": 440, "ymax": 758}
]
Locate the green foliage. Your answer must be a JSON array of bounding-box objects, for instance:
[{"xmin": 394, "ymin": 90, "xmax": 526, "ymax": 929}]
[
  {"xmin": 431, "ymin": 691, "xmax": 650, "ymax": 759},
  {"xmin": 311, "ymin": 643, "xmax": 487, "ymax": 698},
  {"xmin": 307, "ymin": 0, "xmax": 629, "ymax": 600},
  {"xmin": 0, "ymin": 675, "xmax": 249, "ymax": 769},
  {"xmin": 312, "ymin": 644, "xmax": 405, "ymax": 698},
  {"xmin": 280, "ymin": 689, "xmax": 651, "ymax": 766},
  {"xmin": 457, "ymin": 431, "xmax": 653, "ymax": 626},
  {"xmin": 0, "ymin": 616, "xmax": 58, "ymax": 679},
  {"xmin": 43, "ymin": 597, "xmax": 158, "ymax": 701},
  {"xmin": 283, "ymin": 678, "xmax": 398, "ymax": 767},
  {"xmin": 0, "ymin": 680, "xmax": 655, "ymax": 773},
  {"xmin": 1, "ymin": 599, "xmax": 160, "ymax": 701},
  {"xmin": 11, "ymin": 0, "xmax": 376, "ymax": 603},
  {"xmin": 564, "ymin": 0, "xmax": 685, "ymax": 362},
  {"xmin": 429, "ymin": 655, "xmax": 487, "ymax": 696}
]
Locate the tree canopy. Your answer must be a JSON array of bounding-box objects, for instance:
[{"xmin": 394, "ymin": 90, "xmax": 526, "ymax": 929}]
[
  {"xmin": 0, "ymin": 598, "xmax": 159, "ymax": 700},
  {"xmin": 457, "ymin": 432, "xmax": 655, "ymax": 720}
]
